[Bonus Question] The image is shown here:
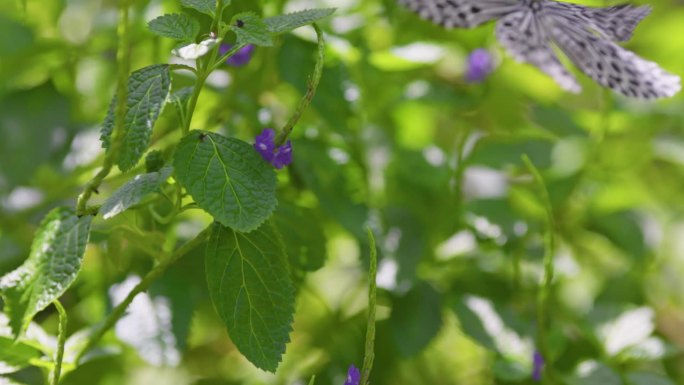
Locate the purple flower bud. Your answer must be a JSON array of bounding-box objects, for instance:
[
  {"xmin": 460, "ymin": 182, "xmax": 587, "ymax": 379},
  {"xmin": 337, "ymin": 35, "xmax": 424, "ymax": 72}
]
[
  {"xmin": 465, "ymin": 48, "xmax": 494, "ymax": 83},
  {"xmin": 532, "ymin": 350, "xmax": 544, "ymax": 381},
  {"xmin": 254, "ymin": 128, "xmax": 293, "ymax": 169},
  {"xmin": 219, "ymin": 44, "xmax": 255, "ymax": 67},
  {"xmin": 344, "ymin": 364, "xmax": 361, "ymax": 385}
]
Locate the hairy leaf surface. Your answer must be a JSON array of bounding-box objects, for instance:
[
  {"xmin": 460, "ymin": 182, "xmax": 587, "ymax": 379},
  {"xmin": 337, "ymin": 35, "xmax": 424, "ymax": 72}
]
[
  {"xmin": 205, "ymin": 223, "xmax": 295, "ymax": 372},
  {"xmin": 180, "ymin": 0, "xmax": 217, "ymax": 16},
  {"xmin": 0, "ymin": 207, "xmax": 92, "ymax": 336},
  {"xmin": 265, "ymin": 8, "xmax": 335, "ymax": 34},
  {"xmin": 230, "ymin": 12, "xmax": 273, "ymax": 47},
  {"xmin": 173, "ymin": 131, "xmax": 277, "ymax": 232},
  {"xmin": 100, "ymin": 65, "xmax": 172, "ymax": 172},
  {"xmin": 100, "ymin": 167, "xmax": 173, "ymax": 219}
]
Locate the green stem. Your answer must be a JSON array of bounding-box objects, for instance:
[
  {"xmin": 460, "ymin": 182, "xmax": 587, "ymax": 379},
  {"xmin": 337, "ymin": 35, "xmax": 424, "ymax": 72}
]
[
  {"xmin": 76, "ymin": 0, "xmax": 130, "ymax": 216},
  {"xmin": 276, "ymin": 23, "xmax": 326, "ymax": 146},
  {"xmin": 521, "ymin": 154, "xmax": 556, "ymax": 385},
  {"xmin": 208, "ymin": 43, "xmax": 246, "ymax": 73},
  {"xmin": 75, "ymin": 225, "xmax": 212, "ymax": 364},
  {"xmin": 181, "ymin": 72, "xmax": 209, "ymax": 136},
  {"xmin": 52, "ymin": 300, "xmax": 67, "ymax": 385},
  {"xmin": 361, "ymin": 228, "xmax": 377, "ymax": 385}
]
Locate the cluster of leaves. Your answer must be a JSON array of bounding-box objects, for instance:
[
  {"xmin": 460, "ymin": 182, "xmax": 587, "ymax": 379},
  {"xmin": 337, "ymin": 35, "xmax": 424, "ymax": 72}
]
[
  {"xmin": 2, "ymin": 0, "xmax": 684, "ymax": 384},
  {"xmin": 0, "ymin": 0, "xmax": 337, "ymax": 381}
]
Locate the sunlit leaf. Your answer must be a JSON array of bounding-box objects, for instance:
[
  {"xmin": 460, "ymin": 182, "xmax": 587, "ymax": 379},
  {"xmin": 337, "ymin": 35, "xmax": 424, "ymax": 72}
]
[
  {"xmin": 147, "ymin": 13, "xmax": 199, "ymax": 41},
  {"xmin": 179, "ymin": 0, "xmax": 216, "ymax": 17},
  {"xmin": 100, "ymin": 65, "xmax": 172, "ymax": 172},
  {"xmin": 0, "ymin": 207, "xmax": 92, "ymax": 336},
  {"xmin": 264, "ymin": 8, "xmax": 335, "ymax": 34},
  {"xmin": 598, "ymin": 307, "xmax": 654, "ymax": 356},
  {"xmin": 100, "ymin": 167, "xmax": 172, "ymax": 219},
  {"xmin": 566, "ymin": 361, "xmax": 621, "ymax": 385}
]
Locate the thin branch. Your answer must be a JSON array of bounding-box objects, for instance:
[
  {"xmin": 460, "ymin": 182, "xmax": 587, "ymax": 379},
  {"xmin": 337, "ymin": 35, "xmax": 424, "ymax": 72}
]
[
  {"xmin": 75, "ymin": 225, "xmax": 212, "ymax": 364},
  {"xmin": 76, "ymin": 0, "xmax": 131, "ymax": 216},
  {"xmin": 521, "ymin": 154, "xmax": 556, "ymax": 385},
  {"xmin": 361, "ymin": 228, "xmax": 377, "ymax": 385},
  {"xmin": 51, "ymin": 300, "xmax": 68, "ymax": 385},
  {"xmin": 276, "ymin": 23, "xmax": 326, "ymax": 146}
]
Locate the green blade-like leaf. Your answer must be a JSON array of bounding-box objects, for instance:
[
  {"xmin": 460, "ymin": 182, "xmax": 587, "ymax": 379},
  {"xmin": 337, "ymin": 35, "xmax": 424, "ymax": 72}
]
[
  {"xmin": 272, "ymin": 204, "xmax": 326, "ymax": 272},
  {"xmin": 100, "ymin": 166, "xmax": 173, "ymax": 219},
  {"xmin": 230, "ymin": 12, "xmax": 273, "ymax": 47},
  {"xmin": 147, "ymin": 13, "xmax": 199, "ymax": 41},
  {"xmin": 0, "ymin": 337, "xmax": 42, "ymax": 374},
  {"xmin": 100, "ymin": 64, "xmax": 172, "ymax": 172},
  {"xmin": 264, "ymin": 8, "xmax": 335, "ymax": 35},
  {"xmin": 173, "ymin": 131, "xmax": 277, "ymax": 232},
  {"xmin": 0, "ymin": 207, "xmax": 92, "ymax": 337},
  {"xmin": 179, "ymin": 0, "xmax": 216, "ymax": 17},
  {"xmin": 170, "ymin": 86, "xmax": 193, "ymax": 119},
  {"xmin": 205, "ymin": 222, "xmax": 295, "ymax": 372}
]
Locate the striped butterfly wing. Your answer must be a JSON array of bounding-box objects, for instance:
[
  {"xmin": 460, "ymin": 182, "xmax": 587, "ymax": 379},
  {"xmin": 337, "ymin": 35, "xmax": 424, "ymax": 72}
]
[
  {"xmin": 544, "ymin": 2, "xmax": 651, "ymax": 42},
  {"xmin": 397, "ymin": 0, "xmax": 519, "ymax": 28},
  {"xmin": 546, "ymin": 13, "xmax": 681, "ymax": 99},
  {"xmin": 495, "ymin": 10, "xmax": 580, "ymax": 93}
]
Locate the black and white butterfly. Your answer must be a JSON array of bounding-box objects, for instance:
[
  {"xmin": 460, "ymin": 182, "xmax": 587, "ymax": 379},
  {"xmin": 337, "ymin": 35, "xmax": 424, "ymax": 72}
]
[{"xmin": 398, "ymin": 0, "xmax": 681, "ymax": 98}]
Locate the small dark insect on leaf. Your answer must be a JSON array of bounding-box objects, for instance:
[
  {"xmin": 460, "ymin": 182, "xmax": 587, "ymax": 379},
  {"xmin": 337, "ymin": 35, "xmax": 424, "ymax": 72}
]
[
  {"xmin": 236, "ymin": 19, "xmax": 244, "ymax": 28},
  {"xmin": 199, "ymin": 133, "xmax": 208, "ymax": 142}
]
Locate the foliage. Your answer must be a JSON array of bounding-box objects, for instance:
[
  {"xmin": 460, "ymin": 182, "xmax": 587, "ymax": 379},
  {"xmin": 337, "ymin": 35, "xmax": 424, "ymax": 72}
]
[{"xmin": 1, "ymin": 0, "xmax": 684, "ymax": 384}]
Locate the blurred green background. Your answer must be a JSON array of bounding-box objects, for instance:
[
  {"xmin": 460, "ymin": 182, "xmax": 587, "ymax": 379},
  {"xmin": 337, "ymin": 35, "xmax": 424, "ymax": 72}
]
[{"xmin": 2, "ymin": 0, "xmax": 684, "ymax": 384}]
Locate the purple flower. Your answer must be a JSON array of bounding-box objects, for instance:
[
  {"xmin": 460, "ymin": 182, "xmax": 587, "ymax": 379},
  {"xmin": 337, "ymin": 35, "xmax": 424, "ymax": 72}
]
[
  {"xmin": 219, "ymin": 44, "xmax": 255, "ymax": 66},
  {"xmin": 465, "ymin": 49, "xmax": 494, "ymax": 83},
  {"xmin": 254, "ymin": 128, "xmax": 293, "ymax": 169},
  {"xmin": 532, "ymin": 350, "xmax": 544, "ymax": 381},
  {"xmin": 344, "ymin": 364, "xmax": 360, "ymax": 385}
]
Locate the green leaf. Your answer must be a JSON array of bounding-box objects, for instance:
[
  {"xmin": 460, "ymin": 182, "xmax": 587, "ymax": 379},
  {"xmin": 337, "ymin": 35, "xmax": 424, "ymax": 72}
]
[
  {"xmin": 179, "ymin": 0, "xmax": 216, "ymax": 17},
  {"xmin": 0, "ymin": 15, "xmax": 33, "ymax": 56},
  {"xmin": 0, "ymin": 336, "xmax": 42, "ymax": 374},
  {"xmin": 100, "ymin": 65, "xmax": 172, "ymax": 172},
  {"xmin": 173, "ymin": 131, "xmax": 277, "ymax": 232},
  {"xmin": 100, "ymin": 167, "xmax": 173, "ymax": 219},
  {"xmin": 0, "ymin": 207, "xmax": 92, "ymax": 337},
  {"xmin": 205, "ymin": 222, "xmax": 295, "ymax": 372},
  {"xmin": 170, "ymin": 86, "xmax": 193, "ymax": 119},
  {"xmin": 144, "ymin": 150, "xmax": 165, "ymax": 173},
  {"xmin": 0, "ymin": 313, "xmax": 49, "ymax": 373},
  {"xmin": 272, "ymin": 204, "xmax": 326, "ymax": 272},
  {"xmin": 265, "ymin": 8, "xmax": 335, "ymax": 35},
  {"xmin": 293, "ymin": 139, "xmax": 368, "ymax": 239},
  {"xmin": 147, "ymin": 13, "xmax": 199, "ymax": 41},
  {"xmin": 389, "ymin": 281, "xmax": 442, "ymax": 357},
  {"xmin": 230, "ymin": 12, "xmax": 273, "ymax": 47},
  {"xmin": 627, "ymin": 373, "xmax": 675, "ymax": 385},
  {"xmin": 566, "ymin": 361, "xmax": 621, "ymax": 385},
  {"xmin": 492, "ymin": 358, "xmax": 529, "ymax": 382}
]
